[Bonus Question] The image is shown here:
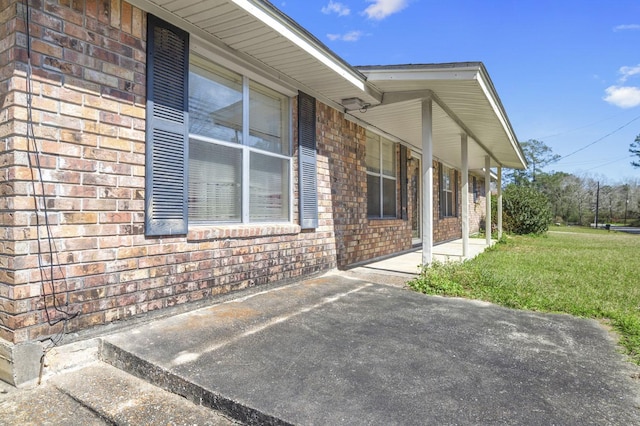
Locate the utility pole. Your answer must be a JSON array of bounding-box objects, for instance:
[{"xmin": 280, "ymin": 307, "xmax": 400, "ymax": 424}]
[
  {"xmin": 623, "ymin": 185, "xmax": 629, "ymax": 226},
  {"xmin": 594, "ymin": 181, "xmax": 600, "ymax": 229},
  {"xmin": 624, "ymin": 198, "xmax": 629, "ymax": 226}
]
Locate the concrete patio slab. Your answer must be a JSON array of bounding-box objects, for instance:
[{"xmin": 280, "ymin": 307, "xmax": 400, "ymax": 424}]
[
  {"xmin": 351, "ymin": 238, "xmax": 495, "ymax": 276},
  {"xmin": 101, "ymin": 273, "xmax": 640, "ymax": 425}
]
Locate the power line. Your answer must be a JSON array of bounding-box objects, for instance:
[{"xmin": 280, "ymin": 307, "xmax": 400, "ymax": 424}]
[
  {"xmin": 557, "ymin": 114, "xmax": 640, "ymax": 161},
  {"xmin": 538, "ymin": 110, "xmax": 639, "ymax": 140},
  {"xmin": 586, "ymin": 155, "xmax": 634, "ymax": 172}
]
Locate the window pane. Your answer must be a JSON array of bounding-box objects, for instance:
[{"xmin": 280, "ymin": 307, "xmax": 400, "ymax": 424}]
[
  {"xmin": 189, "ymin": 66, "xmax": 243, "ymax": 143},
  {"xmin": 250, "ymin": 152, "xmax": 289, "ymax": 221},
  {"xmin": 383, "ymin": 177, "xmax": 396, "ymax": 217},
  {"xmin": 188, "ymin": 139, "xmax": 241, "ymax": 222},
  {"xmin": 367, "ymin": 174, "xmax": 380, "ymax": 217},
  {"xmin": 366, "ymin": 133, "xmax": 380, "ymax": 173},
  {"xmin": 382, "ymin": 138, "xmax": 395, "ymax": 176},
  {"xmin": 442, "ymin": 166, "xmax": 451, "ymax": 191},
  {"xmin": 249, "ymin": 82, "xmax": 289, "ymax": 155},
  {"xmin": 446, "ymin": 193, "xmax": 453, "ymax": 217}
]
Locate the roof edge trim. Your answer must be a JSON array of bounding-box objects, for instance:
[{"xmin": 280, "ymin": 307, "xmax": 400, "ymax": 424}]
[
  {"xmin": 234, "ymin": 0, "xmax": 373, "ymax": 96},
  {"xmin": 476, "ymin": 65, "xmax": 527, "ymax": 169}
]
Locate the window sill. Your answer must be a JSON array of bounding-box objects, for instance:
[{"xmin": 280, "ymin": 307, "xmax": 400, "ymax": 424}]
[
  {"xmin": 187, "ymin": 223, "xmax": 301, "ymax": 241},
  {"xmin": 367, "ymin": 218, "xmax": 404, "ymax": 226}
]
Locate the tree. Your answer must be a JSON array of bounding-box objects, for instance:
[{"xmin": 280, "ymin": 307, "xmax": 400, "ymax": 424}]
[
  {"xmin": 631, "ymin": 134, "xmax": 640, "ymax": 168},
  {"xmin": 536, "ymin": 171, "xmax": 570, "ymax": 220},
  {"xmin": 504, "ymin": 139, "xmax": 561, "ymax": 186}
]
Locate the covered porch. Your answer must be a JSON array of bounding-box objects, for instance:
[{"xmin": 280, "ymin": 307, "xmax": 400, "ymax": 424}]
[
  {"xmin": 349, "ymin": 64, "xmax": 526, "ymax": 265},
  {"xmin": 138, "ymin": 0, "xmax": 525, "ymax": 265}
]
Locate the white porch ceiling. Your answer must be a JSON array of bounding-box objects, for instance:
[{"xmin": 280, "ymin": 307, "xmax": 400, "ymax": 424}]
[
  {"xmin": 351, "ymin": 65, "xmax": 526, "ymax": 170},
  {"xmin": 132, "ymin": 0, "xmax": 526, "ymax": 171}
]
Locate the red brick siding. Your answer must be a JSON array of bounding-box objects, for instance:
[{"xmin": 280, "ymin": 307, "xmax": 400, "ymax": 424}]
[
  {"xmin": 432, "ymin": 162, "xmax": 488, "ymax": 242},
  {"xmin": 315, "ymin": 104, "xmax": 413, "ymax": 268},
  {"xmin": 0, "ymin": 0, "xmax": 483, "ymax": 344},
  {"xmin": 469, "ymin": 174, "xmax": 487, "ymax": 235},
  {"xmin": 433, "ymin": 161, "xmax": 460, "ymax": 242},
  {"xmin": 0, "ymin": 1, "xmax": 338, "ymax": 344}
]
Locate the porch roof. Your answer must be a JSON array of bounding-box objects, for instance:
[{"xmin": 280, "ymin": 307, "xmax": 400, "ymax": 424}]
[
  {"xmin": 353, "ymin": 63, "xmax": 527, "ymax": 170},
  {"xmin": 132, "ymin": 0, "xmax": 526, "ymax": 170}
]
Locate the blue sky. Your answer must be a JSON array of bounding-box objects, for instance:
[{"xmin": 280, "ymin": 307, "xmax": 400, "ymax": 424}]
[{"xmin": 277, "ymin": 0, "xmax": 640, "ymax": 183}]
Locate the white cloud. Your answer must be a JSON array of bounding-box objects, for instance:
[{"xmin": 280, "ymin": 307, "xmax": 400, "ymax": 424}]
[
  {"xmin": 363, "ymin": 0, "xmax": 408, "ymax": 20},
  {"xmin": 603, "ymin": 86, "xmax": 640, "ymax": 108},
  {"xmin": 613, "ymin": 24, "xmax": 640, "ymax": 32},
  {"xmin": 327, "ymin": 31, "xmax": 364, "ymax": 42},
  {"xmin": 322, "ymin": 1, "xmax": 350, "ymax": 16},
  {"xmin": 619, "ymin": 65, "xmax": 640, "ymax": 82}
]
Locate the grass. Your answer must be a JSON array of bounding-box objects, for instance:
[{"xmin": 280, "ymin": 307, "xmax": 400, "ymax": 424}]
[{"xmin": 408, "ymin": 226, "xmax": 640, "ymax": 364}]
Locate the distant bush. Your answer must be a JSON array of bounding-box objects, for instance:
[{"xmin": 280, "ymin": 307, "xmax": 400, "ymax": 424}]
[{"xmin": 500, "ymin": 184, "xmax": 551, "ymax": 235}]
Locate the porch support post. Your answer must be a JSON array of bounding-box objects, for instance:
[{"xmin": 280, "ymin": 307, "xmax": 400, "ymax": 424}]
[
  {"xmin": 497, "ymin": 166, "xmax": 503, "ymax": 239},
  {"xmin": 422, "ymin": 98, "xmax": 434, "ymax": 265},
  {"xmin": 461, "ymin": 134, "xmax": 469, "ymax": 258},
  {"xmin": 485, "ymin": 156, "xmax": 492, "ymax": 246}
]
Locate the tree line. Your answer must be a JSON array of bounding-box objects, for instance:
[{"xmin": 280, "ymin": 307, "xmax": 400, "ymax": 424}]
[{"xmin": 503, "ymin": 139, "xmax": 639, "ymax": 227}]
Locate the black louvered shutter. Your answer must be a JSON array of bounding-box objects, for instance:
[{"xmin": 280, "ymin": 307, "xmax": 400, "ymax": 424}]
[
  {"xmin": 145, "ymin": 15, "xmax": 189, "ymax": 236},
  {"xmin": 298, "ymin": 92, "xmax": 318, "ymax": 229},
  {"xmin": 400, "ymin": 145, "xmax": 408, "ymax": 220}
]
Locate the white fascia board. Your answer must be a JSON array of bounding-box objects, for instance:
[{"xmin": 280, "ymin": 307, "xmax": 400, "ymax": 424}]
[
  {"xmin": 475, "ymin": 70, "xmax": 527, "ymax": 169},
  {"xmin": 363, "ymin": 68, "xmax": 480, "ymax": 83},
  {"xmin": 232, "ymin": 0, "xmax": 372, "ymax": 96}
]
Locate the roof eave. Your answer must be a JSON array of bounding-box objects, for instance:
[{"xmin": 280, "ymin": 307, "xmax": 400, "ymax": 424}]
[{"xmin": 358, "ymin": 63, "xmax": 527, "ymax": 170}]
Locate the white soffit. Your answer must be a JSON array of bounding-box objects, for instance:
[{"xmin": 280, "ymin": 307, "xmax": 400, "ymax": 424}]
[
  {"xmin": 356, "ymin": 64, "xmax": 526, "ymax": 170},
  {"xmin": 132, "ymin": 0, "xmax": 382, "ymax": 108}
]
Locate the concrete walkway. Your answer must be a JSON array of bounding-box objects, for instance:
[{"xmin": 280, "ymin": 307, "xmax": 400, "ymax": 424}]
[
  {"xmin": 352, "ymin": 238, "xmax": 495, "ymax": 276},
  {"xmin": 100, "ymin": 273, "xmax": 640, "ymax": 425}
]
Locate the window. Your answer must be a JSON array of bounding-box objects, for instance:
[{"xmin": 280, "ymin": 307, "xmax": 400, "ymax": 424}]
[
  {"xmin": 472, "ymin": 176, "xmax": 478, "ymax": 203},
  {"xmin": 188, "ymin": 62, "xmax": 290, "ymax": 224},
  {"xmin": 366, "ymin": 132, "xmax": 397, "ymax": 218},
  {"xmin": 145, "ymin": 15, "xmax": 312, "ymax": 235},
  {"xmin": 440, "ymin": 165, "xmax": 457, "ymax": 217}
]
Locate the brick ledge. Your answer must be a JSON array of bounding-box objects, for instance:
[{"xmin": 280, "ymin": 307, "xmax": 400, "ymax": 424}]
[{"xmin": 187, "ymin": 224, "xmax": 301, "ymax": 241}]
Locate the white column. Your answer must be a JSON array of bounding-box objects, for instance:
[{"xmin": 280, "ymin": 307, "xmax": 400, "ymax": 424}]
[
  {"xmin": 497, "ymin": 166, "xmax": 503, "ymax": 239},
  {"xmin": 485, "ymin": 156, "xmax": 492, "ymax": 246},
  {"xmin": 422, "ymin": 99, "xmax": 434, "ymax": 265},
  {"xmin": 461, "ymin": 134, "xmax": 469, "ymax": 258}
]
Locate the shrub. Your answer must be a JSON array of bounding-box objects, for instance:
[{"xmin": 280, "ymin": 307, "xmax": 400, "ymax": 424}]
[
  {"xmin": 408, "ymin": 261, "xmax": 467, "ymax": 297},
  {"xmin": 500, "ymin": 184, "xmax": 551, "ymax": 235}
]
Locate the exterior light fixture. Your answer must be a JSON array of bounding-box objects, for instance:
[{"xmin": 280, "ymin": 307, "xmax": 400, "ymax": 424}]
[{"xmin": 341, "ymin": 97, "xmax": 369, "ymax": 111}]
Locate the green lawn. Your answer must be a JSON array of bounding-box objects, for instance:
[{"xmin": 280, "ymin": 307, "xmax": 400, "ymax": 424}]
[{"xmin": 408, "ymin": 226, "xmax": 640, "ymax": 363}]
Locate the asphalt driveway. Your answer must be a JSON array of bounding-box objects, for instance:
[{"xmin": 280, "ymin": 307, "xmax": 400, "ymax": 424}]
[{"xmin": 102, "ymin": 273, "xmax": 640, "ymax": 425}]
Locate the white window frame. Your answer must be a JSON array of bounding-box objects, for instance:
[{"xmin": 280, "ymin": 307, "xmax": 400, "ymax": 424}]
[
  {"xmin": 188, "ymin": 56, "xmax": 293, "ymax": 225},
  {"xmin": 441, "ymin": 165, "xmax": 457, "ymax": 218},
  {"xmin": 366, "ymin": 131, "xmax": 397, "ymax": 219}
]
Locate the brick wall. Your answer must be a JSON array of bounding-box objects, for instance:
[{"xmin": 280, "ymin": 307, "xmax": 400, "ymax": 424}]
[
  {"xmin": 0, "ymin": 0, "xmax": 485, "ymax": 345},
  {"xmin": 316, "ymin": 104, "xmax": 414, "ymax": 268},
  {"xmin": 469, "ymin": 174, "xmax": 487, "ymax": 235},
  {"xmin": 433, "ymin": 161, "xmax": 461, "ymax": 242},
  {"xmin": 432, "ymin": 162, "xmax": 488, "ymax": 242},
  {"xmin": 0, "ymin": 0, "xmax": 339, "ymax": 344}
]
